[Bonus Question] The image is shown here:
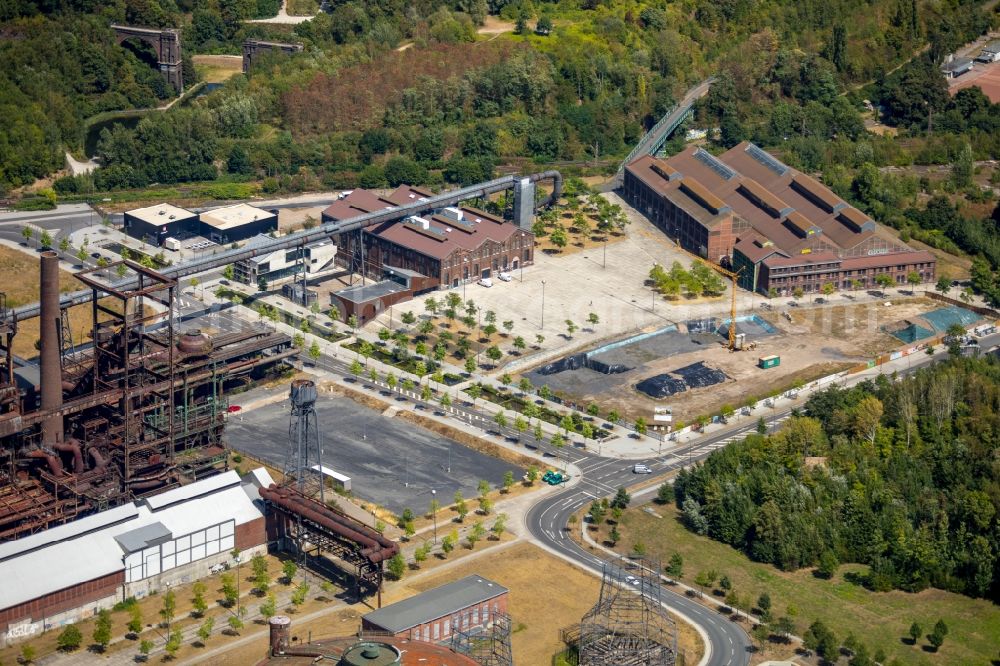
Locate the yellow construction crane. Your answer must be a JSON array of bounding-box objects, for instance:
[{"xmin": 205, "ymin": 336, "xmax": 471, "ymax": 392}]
[{"xmin": 706, "ymin": 263, "xmax": 743, "ymax": 351}]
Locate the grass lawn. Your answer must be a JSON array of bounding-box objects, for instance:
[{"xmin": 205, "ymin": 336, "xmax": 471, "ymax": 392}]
[
  {"xmin": 0, "ymin": 246, "xmax": 152, "ymax": 358},
  {"xmin": 604, "ymin": 504, "xmax": 1000, "ymax": 665}
]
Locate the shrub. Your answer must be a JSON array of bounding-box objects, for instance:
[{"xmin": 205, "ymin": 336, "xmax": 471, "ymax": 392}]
[{"xmin": 57, "ymin": 624, "xmax": 83, "ymax": 651}]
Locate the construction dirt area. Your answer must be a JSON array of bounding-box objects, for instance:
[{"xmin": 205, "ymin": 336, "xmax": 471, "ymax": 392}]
[
  {"xmin": 277, "ymin": 205, "xmax": 327, "ymax": 234},
  {"xmin": 521, "ymin": 295, "xmax": 986, "ymax": 426}
]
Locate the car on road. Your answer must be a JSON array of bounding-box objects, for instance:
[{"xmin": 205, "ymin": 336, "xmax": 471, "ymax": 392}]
[
  {"xmin": 90, "ymin": 252, "xmax": 101, "ymax": 259},
  {"xmin": 497, "ymin": 272, "xmax": 512, "ymax": 282},
  {"xmin": 219, "ymin": 279, "xmax": 230, "ymax": 286},
  {"xmin": 633, "ymin": 463, "xmax": 652, "ymax": 474},
  {"xmin": 478, "ymin": 277, "xmax": 493, "ymax": 288}
]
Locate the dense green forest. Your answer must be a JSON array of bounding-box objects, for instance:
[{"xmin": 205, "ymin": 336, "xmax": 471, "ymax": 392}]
[
  {"xmin": 2, "ymin": 0, "xmax": 997, "ymax": 193},
  {"xmin": 5, "ymin": 0, "xmax": 1000, "ymax": 300},
  {"xmin": 674, "ymin": 357, "xmax": 1000, "ymax": 601}
]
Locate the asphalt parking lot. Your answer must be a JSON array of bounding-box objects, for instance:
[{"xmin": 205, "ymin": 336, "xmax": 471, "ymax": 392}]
[{"xmin": 225, "ymin": 394, "xmax": 523, "ymax": 514}]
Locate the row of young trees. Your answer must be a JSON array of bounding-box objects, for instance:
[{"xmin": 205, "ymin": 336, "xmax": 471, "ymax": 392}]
[
  {"xmin": 649, "ymin": 261, "xmax": 726, "ymax": 299},
  {"xmin": 674, "ymin": 357, "xmax": 1000, "ymax": 601}
]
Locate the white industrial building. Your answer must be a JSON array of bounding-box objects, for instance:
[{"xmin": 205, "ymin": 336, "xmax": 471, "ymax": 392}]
[
  {"xmin": 941, "ymin": 55, "xmax": 974, "ymax": 78},
  {"xmin": 198, "ymin": 203, "xmax": 278, "ymax": 244},
  {"xmin": 232, "ymin": 235, "xmax": 337, "ymax": 286},
  {"xmin": 0, "ymin": 469, "xmax": 273, "ymax": 644},
  {"xmin": 976, "ymin": 39, "xmax": 1000, "ymax": 63}
]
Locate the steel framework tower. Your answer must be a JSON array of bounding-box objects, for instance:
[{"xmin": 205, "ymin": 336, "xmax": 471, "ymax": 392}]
[
  {"xmin": 284, "ymin": 379, "xmax": 324, "ymax": 504},
  {"xmin": 450, "ymin": 612, "xmax": 513, "ymax": 666},
  {"xmin": 578, "ymin": 556, "xmax": 677, "ymax": 666}
]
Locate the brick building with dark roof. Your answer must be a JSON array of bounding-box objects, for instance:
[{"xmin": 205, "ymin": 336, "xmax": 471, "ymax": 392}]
[
  {"xmin": 322, "ymin": 186, "xmax": 533, "ymax": 290},
  {"xmin": 623, "ymin": 142, "xmax": 936, "ymax": 296}
]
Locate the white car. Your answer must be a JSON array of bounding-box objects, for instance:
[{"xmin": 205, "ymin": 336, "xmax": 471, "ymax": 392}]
[
  {"xmin": 478, "ymin": 278, "xmax": 493, "ymax": 288},
  {"xmin": 497, "ymin": 272, "xmax": 512, "ymax": 282},
  {"xmin": 633, "ymin": 463, "xmax": 652, "ymax": 474}
]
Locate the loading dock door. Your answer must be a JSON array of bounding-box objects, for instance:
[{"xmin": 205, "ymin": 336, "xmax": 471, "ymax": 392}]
[{"xmin": 481, "ymin": 268, "xmax": 491, "ymax": 278}]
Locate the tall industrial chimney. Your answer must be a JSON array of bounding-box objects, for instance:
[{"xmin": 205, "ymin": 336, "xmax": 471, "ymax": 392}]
[{"xmin": 39, "ymin": 250, "xmax": 63, "ymax": 445}]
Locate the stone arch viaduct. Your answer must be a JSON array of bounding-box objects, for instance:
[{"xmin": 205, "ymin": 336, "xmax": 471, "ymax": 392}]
[{"xmin": 111, "ymin": 24, "xmax": 183, "ymax": 93}]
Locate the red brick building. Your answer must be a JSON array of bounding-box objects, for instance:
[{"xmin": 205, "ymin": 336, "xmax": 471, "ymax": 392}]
[
  {"xmin": 361, "ymin": 575, "xmax": 509, "ymax": 644},
  {"xmin": 623, "ymin": 143, "xmax": 936, "ymax": 295},
  {"xmin": 323, "ymin": 186, "xmax": 534, "ymax": 289}
]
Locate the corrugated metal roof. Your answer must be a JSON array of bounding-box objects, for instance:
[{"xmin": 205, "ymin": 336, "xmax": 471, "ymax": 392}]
[
  {"xmin": 243, "ymin": 467, "xmax": 275, "ymax": 489},
  {"xmin": 0, "ymin": 471, "xmax": 266, "ymax": 613},
  {"xmin": 144, "ymin": 470, "xmax": 241, "ymax": 510},
  {"xmin": 0, "ymin": 503, "xmax": 139, "ymax": 562},
  {"xmin": 114, "ymin": 521, "xmax": 172, "ymax": 553},
  {"xmin": 363, "ymin": 575, "xmax": 508, "ymax": 633}
]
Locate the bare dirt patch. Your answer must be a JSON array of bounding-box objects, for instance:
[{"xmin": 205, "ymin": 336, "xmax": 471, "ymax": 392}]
[
  {"xmin": 277, "ymin": 206, "xmax": 326, "ymax": 234},
  {"xmin": 477, "ymin": 16, "xmax": 515, "ymax": 35}
]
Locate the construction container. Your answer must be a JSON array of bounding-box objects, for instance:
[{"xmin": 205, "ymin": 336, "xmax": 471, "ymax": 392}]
[{"xmin": 758, "ymin": 355, "xmax": 780, "ymax": 369}]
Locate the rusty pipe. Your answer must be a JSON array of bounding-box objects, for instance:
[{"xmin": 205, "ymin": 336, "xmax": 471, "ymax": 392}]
[
  {"xmin": 88, "ymin": 447, "xmax": 107, "ymax": 472},
  {"xmin": 52, "ymin": 438, "xmax": 84, "ymax": 473},
  {"xmin": 130, "ymin": 479, "xmax": 165, "ymax": 490},
  {"xmin": 39, "ymin": 250, "xmax": 64, "ymax": 445},
  {"xmin": 261, "ymin": 486, "xmax": 397, "ymax": 560},
  {"xmin": 26, "ymin": 449, "xmax": 64, "ymax": 476}
]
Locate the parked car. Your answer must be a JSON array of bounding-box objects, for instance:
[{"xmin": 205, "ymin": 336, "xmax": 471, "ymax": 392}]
[
  {"xmin": 478, "ymin": 277, "xmax": 493, "ymax": 288},
  {"xmin": 497, "ymin": 272, "xmax": 512, "ymax": 282},
  {"xmin": 632, "ymin": 463, "xmax": 652, "ymax": 474}
]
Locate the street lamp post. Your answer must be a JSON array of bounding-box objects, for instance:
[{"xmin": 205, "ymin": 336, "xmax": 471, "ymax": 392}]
[
  {"xmin": 541, "ymin": 280, "xmax": 546, "ymax": 330},
  {"xmin": 431, "ymin": 489, "xmax": 438, "ymax": 543},
  {"xmin": 233, "ymin": 551, "xmax": 241, "ymax": 615}
]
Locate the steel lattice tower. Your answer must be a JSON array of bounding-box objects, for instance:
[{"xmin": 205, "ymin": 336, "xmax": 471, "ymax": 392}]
[
  {"xmin": 450, "ymin": 612, "xmax": 513, "ymax": 666},
  {"xmin": 578, "ymin": 556, "xmax": 677, "ymax": 666},
  {"xmin": 284, "ymin": 379, "xmax": 324, "ymax": 504}
]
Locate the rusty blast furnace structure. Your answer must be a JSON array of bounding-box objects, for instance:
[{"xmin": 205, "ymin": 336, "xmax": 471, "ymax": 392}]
[{"xmin": 0, "ymin": 254, "xmax": 294, "ymax": 540}]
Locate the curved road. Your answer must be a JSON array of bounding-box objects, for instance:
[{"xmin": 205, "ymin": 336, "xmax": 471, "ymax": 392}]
[
  {"xmin": 525, "ymin": 417, "xmax": 779, "ymax": 666},
  {"xmin": 521, "ymin": 337, "xmax": 1000, "ymax": 666}
]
